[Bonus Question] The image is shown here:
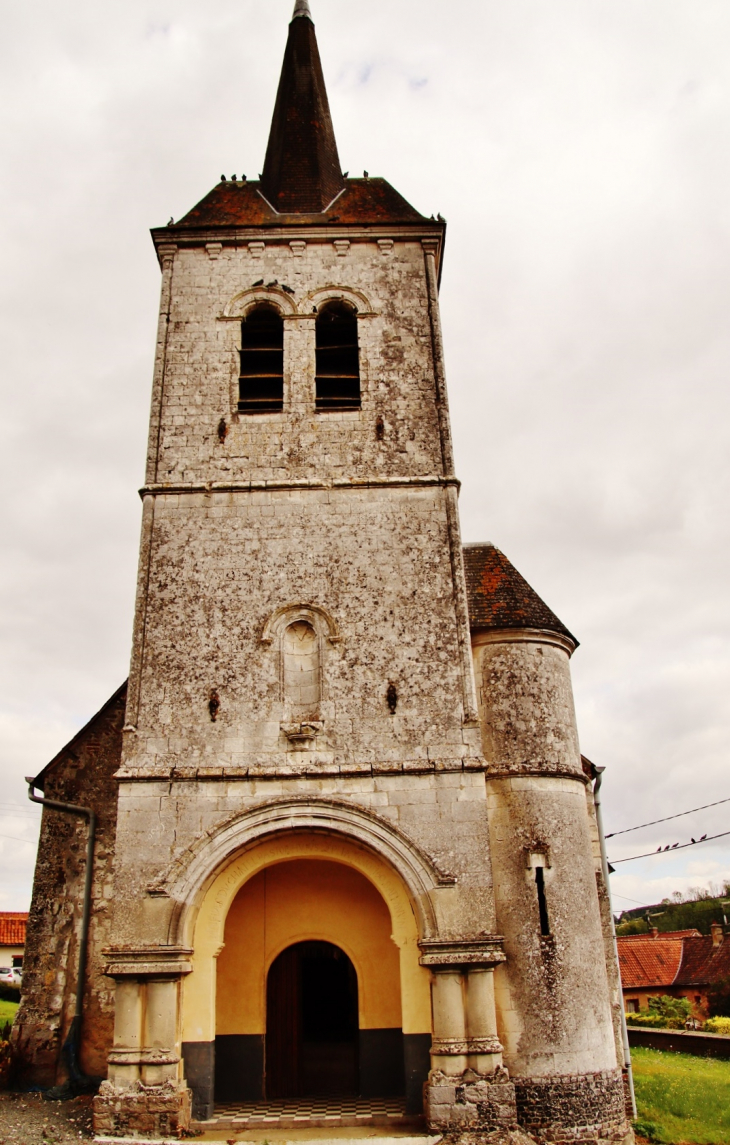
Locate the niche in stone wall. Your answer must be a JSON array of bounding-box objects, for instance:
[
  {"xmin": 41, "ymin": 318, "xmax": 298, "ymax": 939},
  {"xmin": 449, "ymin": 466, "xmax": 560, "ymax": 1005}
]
[
  {"xmin": 283, "ymin": 620, "xmax": 321, "ymax": 719},
  {"xmin": 261, "ymin": 604, "xmax": 341, "ymax": 748}
]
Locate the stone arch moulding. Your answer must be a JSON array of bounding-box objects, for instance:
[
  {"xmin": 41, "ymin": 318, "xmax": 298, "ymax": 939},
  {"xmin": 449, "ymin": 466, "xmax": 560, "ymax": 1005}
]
[
  {"xmin": 261, "ymin": 603, "xmax": 341, "ymax": 646},
  {"xmin": 222, "ymin": 286, "xmax": 298, "ymax": 319},
  {"xmin": 151, "ymin": 795, "xmax": 455, "ymax": 947},
  {"xmin": 305, "ymin": 285, "xmax": 376, "ymax": 315}
]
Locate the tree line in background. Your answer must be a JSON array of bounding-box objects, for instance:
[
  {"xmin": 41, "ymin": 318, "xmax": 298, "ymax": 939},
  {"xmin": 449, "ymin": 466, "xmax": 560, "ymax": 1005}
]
[{"xmin": 616, "ymin": 881, "xmax": 730, "ymax": 937}]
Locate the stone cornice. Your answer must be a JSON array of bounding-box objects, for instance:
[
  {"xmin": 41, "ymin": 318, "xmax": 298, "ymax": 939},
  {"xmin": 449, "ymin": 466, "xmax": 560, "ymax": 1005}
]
[
  {"xmin": 115, "ymin": 756, "xmax": 488, "ymax": 782},
  {"xmin": 139, "ymin": 475, "xmax": 461, "ymax": 499},
  {"xmin": 470, "ymin": 626, "xmax": 577, "ymax": 657},
  {"xmin": 152, "ymin": 224, "xmax": 444, "ymax": 249},
  {"xmin": 486, "ymin": 767, "xmax": 589, "ymax": 786}
]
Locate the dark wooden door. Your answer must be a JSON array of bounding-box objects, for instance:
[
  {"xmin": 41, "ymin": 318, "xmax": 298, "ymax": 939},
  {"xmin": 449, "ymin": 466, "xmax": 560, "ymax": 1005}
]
[
  {"xmin": 265, "ymin": 941, "xmax": 358, "ymax": 1098},
  {"xmin": 265, "ymin": 944, "xmax": 300, "ymax": 1098}
]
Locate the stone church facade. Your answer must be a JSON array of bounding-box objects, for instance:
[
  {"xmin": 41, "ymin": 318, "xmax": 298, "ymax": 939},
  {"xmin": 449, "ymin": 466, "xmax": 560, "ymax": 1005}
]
[{"xmin": 13, "ymin": 4, "xmax": 632, "ymax": 1141}]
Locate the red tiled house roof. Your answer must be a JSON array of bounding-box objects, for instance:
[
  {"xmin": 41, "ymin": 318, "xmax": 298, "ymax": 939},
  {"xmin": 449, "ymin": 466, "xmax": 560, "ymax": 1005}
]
[
  {"xmin": 0, "ymin": 913, "xmax": 28, "ymax": 946},
  {"xmin": 677, "ymin": 935, "xmax": 730, "ymax": 987},
  {"xmin": 616, "ymin": 936, "xmax": 684, "ymax": 989},
  {"xmin": 617, "ymin": 930, "xmax": 730, "ymax": 992}
]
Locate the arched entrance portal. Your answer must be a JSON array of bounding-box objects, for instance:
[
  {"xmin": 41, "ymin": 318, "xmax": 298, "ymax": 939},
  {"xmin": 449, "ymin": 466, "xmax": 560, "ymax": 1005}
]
[
  {"xmin": 267, "ymin": 941, "xmax": 358, "ymax": 1097},
  {"xmin": 181, "ymin": 825, "xmax": 434, "ymax": 1117},
  {"xmin": 214, "ymin": 858, "xmax": 410, "ymax": 1103}
]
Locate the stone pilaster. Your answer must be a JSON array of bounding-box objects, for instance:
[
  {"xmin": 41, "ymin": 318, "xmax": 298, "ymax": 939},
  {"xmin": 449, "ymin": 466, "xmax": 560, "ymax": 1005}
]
[{"xmin": 93, "ymin": 948, "xmax": 192, "ymax": 1138}]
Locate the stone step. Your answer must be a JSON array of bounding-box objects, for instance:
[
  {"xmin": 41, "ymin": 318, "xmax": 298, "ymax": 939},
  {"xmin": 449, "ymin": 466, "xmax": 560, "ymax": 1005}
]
[{"xmin": 97, "ymin": 1137, "xmax": 440, "ymax": 1145}]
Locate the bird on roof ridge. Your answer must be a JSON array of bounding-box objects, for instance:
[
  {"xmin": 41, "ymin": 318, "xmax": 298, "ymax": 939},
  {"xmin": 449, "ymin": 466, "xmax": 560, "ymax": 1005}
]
[{"xmin": 293, "ymin": 0, "xmax": 312, "ymax": 18}]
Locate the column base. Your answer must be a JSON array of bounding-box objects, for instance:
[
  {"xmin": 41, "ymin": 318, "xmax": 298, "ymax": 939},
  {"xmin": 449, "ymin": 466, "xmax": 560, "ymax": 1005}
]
[
  {"xmin": 426, "ymin": 1066, "xmax": 518, "ymax": 1133},
  {"xmin": 92, "ymin": 1079, "xmax": 192, "ymax": 1138}
]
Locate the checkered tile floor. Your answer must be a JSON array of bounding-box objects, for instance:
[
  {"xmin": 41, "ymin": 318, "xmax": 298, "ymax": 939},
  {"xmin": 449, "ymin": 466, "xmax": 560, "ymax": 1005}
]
[{"xmin": 200, "ymin": 1095, "xmax": 414, "ymax": 1129}]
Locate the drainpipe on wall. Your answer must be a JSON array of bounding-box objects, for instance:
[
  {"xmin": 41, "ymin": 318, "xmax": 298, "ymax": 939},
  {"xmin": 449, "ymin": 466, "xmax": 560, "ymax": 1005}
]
[
  {"xmin": 591, "ymin": 765, "xmax": 637, "ymax": 1120},
  {"xmin": 26, "ymin": 776, "xmax": 101, "ymax": 1098}
]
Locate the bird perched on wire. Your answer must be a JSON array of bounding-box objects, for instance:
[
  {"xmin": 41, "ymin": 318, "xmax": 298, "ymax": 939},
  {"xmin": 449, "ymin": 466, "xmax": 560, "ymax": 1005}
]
[{"xmin": 700, "ymin": 834, "xmax": 707, "ymax": 841}]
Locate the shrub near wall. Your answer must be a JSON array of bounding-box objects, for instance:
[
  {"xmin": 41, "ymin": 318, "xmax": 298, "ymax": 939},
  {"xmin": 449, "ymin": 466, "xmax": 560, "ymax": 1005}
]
[
  {"xmin": 705, "ymin": 1017, "xmax": 730, "ymax": 1036},
  {"xmin": 626, "ymin": 996, "xmax": 692, "ymax": 1031}
]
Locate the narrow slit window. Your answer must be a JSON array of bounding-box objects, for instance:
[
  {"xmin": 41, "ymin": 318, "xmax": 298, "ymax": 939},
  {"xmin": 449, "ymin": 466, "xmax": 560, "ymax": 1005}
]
[
  {"xmin": 239, "ymin": 304, "xmax": 284, "ymax": 413},
  {"xmin": 535, "ymin": 866, "xmax": 550, "ymax": 936},
  {"xmin": 315, "ymin": 301, "xmax": 360, "ymax": 410}
]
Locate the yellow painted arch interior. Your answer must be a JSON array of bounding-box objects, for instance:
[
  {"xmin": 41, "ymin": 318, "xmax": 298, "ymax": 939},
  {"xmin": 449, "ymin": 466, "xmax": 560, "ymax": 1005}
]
[
  {"xmin": 182, "ymin": 833, "xmax": 432, "ymax": 1044},
  {"xmin": 218, "ymin": 859, "xmax": 400, "ymax": 1034}
]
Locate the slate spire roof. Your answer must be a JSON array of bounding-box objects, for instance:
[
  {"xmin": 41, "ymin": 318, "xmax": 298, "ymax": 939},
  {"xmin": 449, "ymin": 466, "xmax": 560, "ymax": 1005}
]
[
  {"xmin": 167, "ymin": 4, "xmax": 433, "ymax": 231},
  {"xmin": 259, "ymin": 0, "xmax": 346, "ymax": 214}
]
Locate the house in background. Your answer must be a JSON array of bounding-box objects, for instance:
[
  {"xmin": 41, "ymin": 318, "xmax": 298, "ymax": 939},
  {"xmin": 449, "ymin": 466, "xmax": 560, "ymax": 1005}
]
[
  {"xmin": 617, "ymin": 924, "xmax": 730, "ymax": 1018},
  {"xmin": 0, "ymin": 913, "xmax": 28, "ymax": 969}
]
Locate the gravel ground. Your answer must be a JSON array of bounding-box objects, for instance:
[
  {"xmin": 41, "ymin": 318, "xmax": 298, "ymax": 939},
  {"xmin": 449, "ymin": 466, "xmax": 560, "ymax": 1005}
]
[{"xmin": 0, "ymin": 1091, "xmax": 93, "ymax": 1143}]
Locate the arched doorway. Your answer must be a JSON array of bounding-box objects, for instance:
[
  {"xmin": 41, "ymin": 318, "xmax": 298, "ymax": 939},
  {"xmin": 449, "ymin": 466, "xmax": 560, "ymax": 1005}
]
[
  {"xmin": 181, "ymin": 826, "xmax": 434, "ymax": 1117},
  {"xmin": 266, "ymin": 941, "xmax": 358, "ymax": 1097},
  {"xmin": 214, "ymin": 858, "xmax": 411, "ymax": 1103}
]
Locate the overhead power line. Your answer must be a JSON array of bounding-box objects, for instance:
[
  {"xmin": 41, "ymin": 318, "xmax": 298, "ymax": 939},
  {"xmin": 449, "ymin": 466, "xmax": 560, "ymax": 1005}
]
[
  {"xmin": 605, "ymin": 796, "xmax": 730, "ymax": 839},
  {"xmin": 609, "ymin": 830, "xmax": 730, "ymax": 865}
]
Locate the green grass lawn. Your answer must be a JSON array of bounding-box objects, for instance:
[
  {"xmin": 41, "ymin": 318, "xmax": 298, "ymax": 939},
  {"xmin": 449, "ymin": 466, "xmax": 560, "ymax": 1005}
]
[
  {"xmin": 633, "ymin": 1046, "xmax": 730, "ymax": 1144},
  {"xmin": 0, "ymin": 998, "xmax": 18, "ymax": 1029}
]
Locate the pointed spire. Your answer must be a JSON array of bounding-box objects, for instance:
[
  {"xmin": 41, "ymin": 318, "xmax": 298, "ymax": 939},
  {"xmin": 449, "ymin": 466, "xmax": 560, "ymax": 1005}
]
[{"xmin": 259, "ymin": 3, "xmax": 345, "ymax": 213}]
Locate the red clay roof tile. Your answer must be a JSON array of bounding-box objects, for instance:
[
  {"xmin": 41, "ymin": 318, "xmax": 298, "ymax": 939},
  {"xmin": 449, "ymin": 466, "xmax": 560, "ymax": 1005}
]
[
  {"xmin": 617, "ymin": 935, "xmax": 684, "ymax": 988},
  {"xmin": 0, "ymin": 913, "xmax": 27, "ymax": 946},
  {"xmin": 677, "ymin": 934, "xmax": 730, "ymax": 987},
  {"xmin": 170, "ymin": 177, "xmax": 427, "ymax": 231},
  {"xmin": 463, "ymin": 543, "xmax": 577, "ymax": 644}
]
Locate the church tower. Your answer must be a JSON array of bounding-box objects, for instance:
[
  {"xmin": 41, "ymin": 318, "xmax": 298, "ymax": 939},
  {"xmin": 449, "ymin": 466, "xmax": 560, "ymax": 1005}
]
[{"xmin": 15, "ymin": 5, "xmax": 631, "ymax": 1142}]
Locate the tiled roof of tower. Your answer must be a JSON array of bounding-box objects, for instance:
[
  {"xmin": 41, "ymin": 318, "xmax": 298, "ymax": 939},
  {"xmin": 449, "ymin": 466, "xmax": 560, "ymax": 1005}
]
[
  {"xmin": 167, "ymin": 1, "xmax": 432, "ymax": 231},
  {"xmin": 616, "ymin": 935, "xmax": 684, "ymax": 989},
  {"xmin": 171, "ymin": 177, "xmax": 429, "ymax": 230},
  {"xmin": 0, "ymin": 913, "xmax": 27, "ymax": 946},
  {"xmin": 462, "ymin": 543, "xmax": 577, "ymax": 646}
]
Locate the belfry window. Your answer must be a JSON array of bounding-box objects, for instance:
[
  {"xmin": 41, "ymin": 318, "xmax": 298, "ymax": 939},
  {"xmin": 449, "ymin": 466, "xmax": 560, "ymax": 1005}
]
[
  {"xmin": 238, "ymin": 304, "xmax": 284, "ymax": 413},
  {"xmin": 315, "ymin": 301, "xmax": 360, "ymax": 410}
]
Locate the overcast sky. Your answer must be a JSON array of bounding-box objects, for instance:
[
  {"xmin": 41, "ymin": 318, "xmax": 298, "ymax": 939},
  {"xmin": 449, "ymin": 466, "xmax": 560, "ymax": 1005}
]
[{"xmin": 1, "ymin": 0, "xmax": 729, "ymax": 916}]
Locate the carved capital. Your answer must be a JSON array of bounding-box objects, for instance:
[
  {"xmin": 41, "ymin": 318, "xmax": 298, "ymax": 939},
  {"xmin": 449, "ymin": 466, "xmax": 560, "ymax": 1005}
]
[
  {"xmin": 419, "ymin": 937, "xmax": 506, "ymax": 969},
  {"xmin": 103, "ymin": 946, "xmax": 193, "ymax": 979}
]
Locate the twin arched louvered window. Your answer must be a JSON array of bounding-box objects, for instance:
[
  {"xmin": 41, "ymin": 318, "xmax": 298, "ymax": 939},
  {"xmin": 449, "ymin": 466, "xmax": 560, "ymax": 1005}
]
[{"xmin": 238, "ymin": 301, "xmax": 360, "ymax": 413}]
